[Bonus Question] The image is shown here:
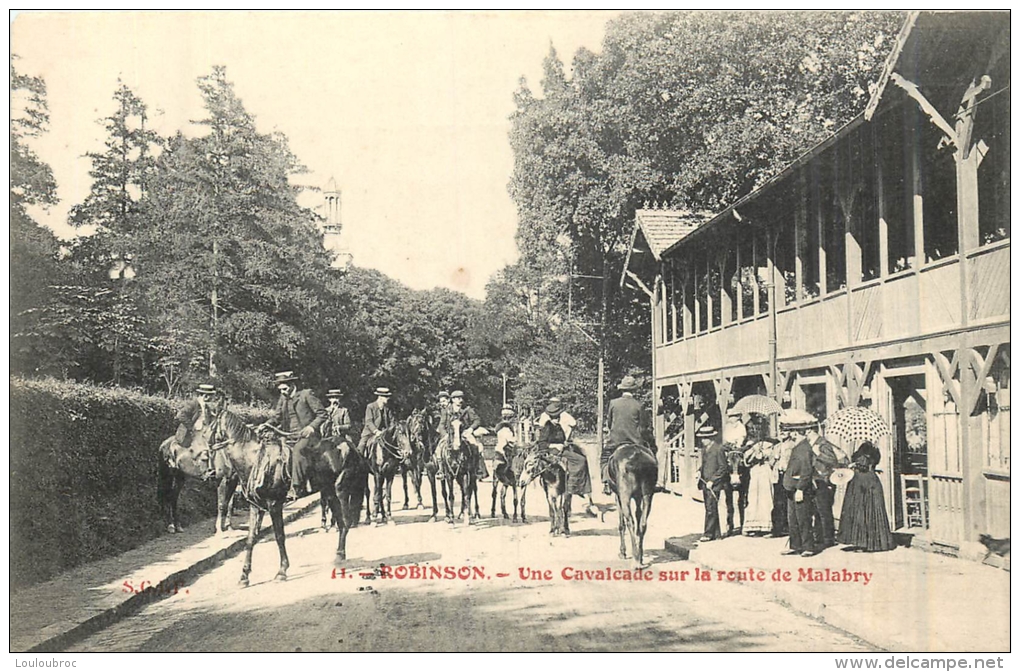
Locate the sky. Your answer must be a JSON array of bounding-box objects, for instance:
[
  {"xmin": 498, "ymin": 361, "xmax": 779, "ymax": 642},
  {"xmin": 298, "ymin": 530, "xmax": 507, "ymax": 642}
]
[{"xmin": 11, "ymin": 10, "xmax": 623, "ymax": 299}]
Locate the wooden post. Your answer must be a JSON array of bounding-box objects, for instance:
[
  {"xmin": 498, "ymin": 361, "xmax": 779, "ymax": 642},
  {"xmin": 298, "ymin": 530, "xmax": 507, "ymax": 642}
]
[
  {"xmin": 795, "ymin": 172, "xmax": 806, "ymax": 301},
  {"xmin": 876, "ymin": 124, "xmax": 890, "ymax": 278}
]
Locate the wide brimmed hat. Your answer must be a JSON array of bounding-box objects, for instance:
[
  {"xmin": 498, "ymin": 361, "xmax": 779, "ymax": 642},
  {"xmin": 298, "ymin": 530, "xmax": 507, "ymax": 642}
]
[
  {"xmin": 618, "ymin": 375, "xmax": 638, "ymax": 391},
  {"xmin": 438, "ymin": 390, "xmax": 450, "ymax": 400},
  {"xmin": 273, "ymin": 371, "xmax": 298, "ymax": 385},
  {"xmin": 695, "ymin": 424, "xmax": 717, "ymax": 438},
  {"xmin": 545, "ymin": 397, "xmax": 563, "ymax": 416},
  {"xmin": 779, "ymin": 408, "xmax": 818, "ymax": 431},
  {"xmin": 326, "ymin": 389, "xmax": 343, "ymax": 398},
  {"xmin": 374, "ymin": 387, "xmax": 392, "ymax": 397},
  {"xmin": 196, "ymin": 383, "xmax": 219, "ymax": 396},
  {"xmin": 451, "ymin": 390, "xmax": 464, "ymax": 400}
]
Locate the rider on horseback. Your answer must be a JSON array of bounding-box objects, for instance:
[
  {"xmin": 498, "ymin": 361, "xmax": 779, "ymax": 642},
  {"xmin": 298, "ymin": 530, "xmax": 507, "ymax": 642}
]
[
  {"xmin": 537, "ymin": 397, "xmax": 597, "ymax": 516},
  {"xmin": 270, "ymin": 371, "xmax": 327, "ymax": 503},
  {"xmin": 357, "ymin": 387, "xmax": 394, "ymax": 464},
  {"xmin": 441, "ymin": 390, "xmax": 482, "ymax": 458},
  {"xmin": 323, "ymin": 388, "xmax": 354, "ymax": 446},
  {"xmin": 174, "ymin": 383, "xmax": 221, "ymax": 448},
  {"xmin": 493, "ymin": 404, "xmax": 516, "ymax": 469},
  {"xmin": 602, "ymin": 376, "xmax": 655, "ymax": 495}
]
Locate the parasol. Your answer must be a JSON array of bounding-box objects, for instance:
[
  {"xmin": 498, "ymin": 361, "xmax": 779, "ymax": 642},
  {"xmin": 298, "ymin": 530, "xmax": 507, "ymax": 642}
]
[
  {"xmin": 731, "ymin": 394, "xmax": 784, "ymax": 416},
  {"xmin": 823, "ymin": 406, "xmax": 891, "ymax": 446},
  {"xmin": 830, "ymin": 468, "xmax": 855, "ymax": 487}
]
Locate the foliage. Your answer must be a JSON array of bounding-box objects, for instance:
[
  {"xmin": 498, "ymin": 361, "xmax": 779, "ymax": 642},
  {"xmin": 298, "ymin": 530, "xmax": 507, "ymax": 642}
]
[{"xmin": 9, "ymin": 376, "xmax": 272, "ymax": 589}]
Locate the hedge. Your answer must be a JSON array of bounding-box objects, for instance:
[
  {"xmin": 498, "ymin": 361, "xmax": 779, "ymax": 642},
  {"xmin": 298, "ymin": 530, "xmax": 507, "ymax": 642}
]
[{"xmin": 9, "ymin": 376, "xmax": 272, "ymax": 590}]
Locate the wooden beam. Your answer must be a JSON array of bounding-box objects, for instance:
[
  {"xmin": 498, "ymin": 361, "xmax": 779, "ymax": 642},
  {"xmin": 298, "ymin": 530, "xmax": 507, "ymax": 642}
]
[
  {"xmin": 890, "ymin": 72, "xmax": 958, "ymax": 145},
  {"xmin": 625, "ymin": 269, "xmax": 654, "ymax": 299}
]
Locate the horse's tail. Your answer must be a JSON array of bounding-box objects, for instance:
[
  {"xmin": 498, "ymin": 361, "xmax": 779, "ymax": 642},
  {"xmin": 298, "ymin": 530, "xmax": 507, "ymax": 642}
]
[{"xmin": 156, "ymin": 437, "xmax": 175, "ymax": 508}]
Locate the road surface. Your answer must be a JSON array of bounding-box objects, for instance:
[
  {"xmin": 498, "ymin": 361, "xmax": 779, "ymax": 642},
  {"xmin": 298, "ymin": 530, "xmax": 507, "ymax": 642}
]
[{"xmin": 68, "ymin": 472, "xmax": 876, "ymax": 652}]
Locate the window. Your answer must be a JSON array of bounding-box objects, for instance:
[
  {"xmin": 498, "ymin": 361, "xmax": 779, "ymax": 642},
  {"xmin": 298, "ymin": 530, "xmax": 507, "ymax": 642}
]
[
  {"xmin": 878, "ymin": 106, "xmax": 914, "ymax": 273},
  {"xmin": 856, "ymin": 128, "xmax": 881, "ymax": 281},
  {"xmin": 774, "ymin": 217, "xmax": 796, "ymax": 305},
  {"xmin": 738, "ymin": 232, "xmax": 757, "ymax": 315},
  {"xmin": 674, "ymin": 265, "xmax": 685, "ymax": 339},
  {"xmin": 802, "ymin": 170, "xmax": 821, "ymax": 298},
  {"xmin": 821, "ymin": 156, "xmax": 847, "ymax": 292},
  {"xmin": 684, "ymin": 265, "xmax": 695, "ymax": 336},
  {"xmin": 709, "ymin": 262, "xmax": 722, "ymax": 329},
  {"xmin": 725, "ymin": 247, "xmax": 738, "ymax": 323},
  {"xmin": 984, "ymin": 348, "xmax": 1010, "ymax": 473},
  {"xmin": 755, "ymin": 227, "xmax": 769, "ymax": 315},
  {"xmin": 919, "ymin": 113, "xmax": 958, "ymax": 262},
  {"xmin": 663, "ymin": 264, "xmax": 675, "ymax": 342},
  {"xmin": 977, "ymin": 87, "xmax": 1010, "ymax": 245},
  {"xmin": 696, "ymin": 254, "xmax": 708, "ymax": 333}
]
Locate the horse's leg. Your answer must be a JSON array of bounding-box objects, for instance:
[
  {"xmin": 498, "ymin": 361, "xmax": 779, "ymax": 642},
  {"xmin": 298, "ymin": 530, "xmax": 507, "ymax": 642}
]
[
  {"xmin": 500, "ymin": 482, "xmax": 509, "ymax": 520},
  {"xmin": 363, "ymin": 476, "xmax": 374, "ymax": 525},
  {"xmin": 511, "ymin": 483, "xmax": 519, "ymax": 523},
  {"xmin": 616, "ymin": 487, "xmax": 628, "ymax": 559},
  {"xmin": 635, "ymin": 491, "xmax": 654, "ymax": 569},
  {"xmin": 172, "ymin": 473, "xmax": 185, "ymax": 533},
  {"xmin": 490, "ymin": 477, "xmax": 498, "ymax": 518},
  {"xmin": 546, "ymin": 484, "xmax": 557, "ymax": 536},
  {"xmin": 386, "ymin": 474, "xmax": 396, "ymax": 526},
  {"xmin": 239, "ymin": 505, "xmax": 258, "ymax": 587},
  {"xmin": 373, "ymin": 472, "xmax": 385, "ymax": 524},
  {"xmin": 562, "ymin": 487, "xmax": 572, "ymax": 537},
  {"xmin": 444, "ymin": 475, "xmax": 455, "ymax": 524},
  {"xmin": 723, "ymin": 485, "xmax": 735, "ymax": 536},
  {"xmin": 254, "ymin": 509, "xmax": 265, "ymax": 536},
  {"xmin": 223, "ymin": 476, "xmax": 239, "ymax": 532},
  {"xmin": 327, "ymin": 494, "xmax": 347, "ymax": 563},
  {"xmin": 414, "ymin": 464, "xmax": 424, "ymax": 510},
  {"xmin": 269, "ymin": 503, "xmax": 289, "ymax": 581},
  {"xmin": 427, "ymin": 466, "xmax": 438, "ymax": 521},
  {"xmin": 520, "ymin": 486, "xmax": 527, "ymax": 524},
  {"xmin": 319, "ymin": 492, "xmax": 329, "ymax": 531},
  {"xmin": 401, "ymin": 467, "xmax": 410, "ymax": 510}
]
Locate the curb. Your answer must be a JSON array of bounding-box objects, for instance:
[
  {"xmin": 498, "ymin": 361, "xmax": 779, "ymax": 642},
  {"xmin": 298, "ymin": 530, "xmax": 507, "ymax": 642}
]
[{"xmin": 25, "ymin": 497, "xmax": 321, "ymax": 654}]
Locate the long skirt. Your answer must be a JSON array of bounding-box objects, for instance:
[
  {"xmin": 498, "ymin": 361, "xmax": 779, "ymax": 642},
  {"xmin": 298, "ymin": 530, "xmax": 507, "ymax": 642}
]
[
  {"xmin": 562, "ymin": 444, "xmax": 592, "ymax": 496},
  {"xmin": 837, "ymin": 471, "xmax": 895, "ymax": 552},
  {"xmin": 743, "ymin": 463, "xmax": 773, "ymax": 534}
]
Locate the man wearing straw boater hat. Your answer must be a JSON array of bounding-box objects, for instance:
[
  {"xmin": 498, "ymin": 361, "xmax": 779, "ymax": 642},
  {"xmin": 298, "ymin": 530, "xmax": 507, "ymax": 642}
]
[
  {"xmin": 323, "ymin": 388, "xmax": 353, "ymax": 446},
  {"xmin": 270, "ymin": 371, "xmax": 328, "ymax": 502},
  {"xmin": 358, "ymin": 386, "xmax": 394, "ymax": 463},
  {"xmin": 780, "ymin": 409, "xmax": 821, "ymax": 557},
  {"xmin": 697, "ymin": 423, "xmax": 728, "ymax": 542},
  {"xmin": 806, "ymin": 422, "xmax": 848, "ymax": 550},
  {"xmin": 442, "ymin": 390, "xmax": 487, "ymax": 478},
  {"xmin": 174, "ymin": 383, "xmax": 221, "ymax": 448},
  {"xmin": 602, "ymin": 375, "xmax": 653, "ymax": 496}
]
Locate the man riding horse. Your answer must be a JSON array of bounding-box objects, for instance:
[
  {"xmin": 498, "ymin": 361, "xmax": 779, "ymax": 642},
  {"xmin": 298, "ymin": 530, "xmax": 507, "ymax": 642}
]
[
  {"xmin": 440, "ymin": 390, "xmax": 482, "ymax": 460},
  {"xmin": 358, "ymin": 386, "xmax": 394, "ymax": 463},
  {"xmin": 174, "ymin": 383, "xmax": 221, "ymax": 449},
  {"xmin": 602, "ymin": 376, "xmax": 655, "ymax": 496},
  {"xmin": 269, "ymin": 371, "xmax": 327, "ymax": 503},
  {"xmin": 323, "ymin": 388, "xmax": 354, "ymax": 446}
]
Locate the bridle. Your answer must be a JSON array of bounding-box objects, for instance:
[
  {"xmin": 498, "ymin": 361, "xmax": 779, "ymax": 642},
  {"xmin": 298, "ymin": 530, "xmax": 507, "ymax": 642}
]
[{"xmin": 518, "ymin": 448, "xmax": 561, "ymax": 489}]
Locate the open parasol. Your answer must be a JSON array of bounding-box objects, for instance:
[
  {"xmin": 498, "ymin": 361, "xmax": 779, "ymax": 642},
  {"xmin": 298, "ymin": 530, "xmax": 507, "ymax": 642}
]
[
  {"xmin": 731, "ymin": 394, "xmax": 784, "ymax": 416},
  {"xmin": 823, "ymin": 406, "xmax": 891, "ymax": 446}
]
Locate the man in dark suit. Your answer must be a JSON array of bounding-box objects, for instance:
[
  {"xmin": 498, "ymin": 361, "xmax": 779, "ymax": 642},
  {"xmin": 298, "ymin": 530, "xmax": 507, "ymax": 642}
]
[
  {"xmin": 271, "ymin": 371, "xmax": 327, "ymax": 502},
  {"xmin": 174, "ymin": 383, "xmax": 220, "ymax": 448},
  {"xmin": 323, "ymin": 388, "xmax": 353, "ymax": 446},
  {"xmin": 601, "ymin": 375, "xmax": 654, "ymax": 495},
  {"xmin": 807, "ymin": 424, "xmax": 849, "ymax": 550},
  {"xmin": 358, "ymin": 387, "xmax": 394, "ymax": 463},
  {"xmin": 781, "ymin": 412, "xmax": 819, "ymax": 557},
  {"xmin": 698, "ymin": 425, "xmax": 728, "ymax": 542}
]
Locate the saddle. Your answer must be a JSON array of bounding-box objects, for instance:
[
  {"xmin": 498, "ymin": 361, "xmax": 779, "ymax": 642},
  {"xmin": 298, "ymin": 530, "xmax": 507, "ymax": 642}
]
[{"xmin": 246, "ymin": 439, "xmax": 291, "ymax": 504}]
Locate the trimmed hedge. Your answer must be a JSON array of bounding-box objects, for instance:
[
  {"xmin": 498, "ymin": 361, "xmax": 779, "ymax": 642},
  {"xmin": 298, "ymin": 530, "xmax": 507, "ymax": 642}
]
[{"xmin": 10, "ymin": 377, "xmax": 272, "ymax": 590}]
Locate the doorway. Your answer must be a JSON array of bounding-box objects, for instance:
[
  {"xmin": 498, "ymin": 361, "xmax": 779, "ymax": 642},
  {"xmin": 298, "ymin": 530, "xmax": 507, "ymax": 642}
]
[{"xmin": 886, "ymin": 374, "xmax": 928, "ymax": 531}]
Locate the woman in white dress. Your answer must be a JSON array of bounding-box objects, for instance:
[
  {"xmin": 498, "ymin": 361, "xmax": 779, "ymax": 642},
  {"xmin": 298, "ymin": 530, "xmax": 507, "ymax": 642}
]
[{"xmin": 741, "ymin": 414, "xmax": 778, "ymax": 536}]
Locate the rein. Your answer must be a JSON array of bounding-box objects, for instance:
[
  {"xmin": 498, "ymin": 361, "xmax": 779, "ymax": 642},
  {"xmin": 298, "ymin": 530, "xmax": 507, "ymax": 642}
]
[{"xmin": 518, "ymin": 450, "xmax": 561, "ymax": 489}]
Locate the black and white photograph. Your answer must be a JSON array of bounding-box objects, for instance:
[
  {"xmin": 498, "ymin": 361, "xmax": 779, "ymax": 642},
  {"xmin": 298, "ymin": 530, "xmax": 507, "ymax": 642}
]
[{"xmin": 8, "ymin": 10, "xmax": 1011, "ymax": 657}]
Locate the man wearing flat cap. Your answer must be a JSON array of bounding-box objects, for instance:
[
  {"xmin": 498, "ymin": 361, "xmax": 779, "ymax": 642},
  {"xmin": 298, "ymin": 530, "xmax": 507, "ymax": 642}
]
[
  {"xmin": 698, "ymin": 424, "xmax": 728, "ymax": 542},
  {"xmin": 271, "ymin": 371, "xmax": 327, "ymax": 502},
  {"xmin": 175, "ymin": 383, "xmax": 221, "ymax": 448},
  {"xmin": 602, "ymin": 375, "xmax": 654, "ymax": 496},
  {"xmin": 780, "ymin": 410, "xmax": 820, "ymax": 557},
  {"xmin": 359, "ymin": 387, "xmax": 394, "ymax": 463}
]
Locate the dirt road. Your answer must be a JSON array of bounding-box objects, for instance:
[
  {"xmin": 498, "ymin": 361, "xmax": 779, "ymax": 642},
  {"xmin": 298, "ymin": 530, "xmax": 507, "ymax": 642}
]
[{"xmin": 68, "ymin": 475, "xmax": 876, "ymax": 652}]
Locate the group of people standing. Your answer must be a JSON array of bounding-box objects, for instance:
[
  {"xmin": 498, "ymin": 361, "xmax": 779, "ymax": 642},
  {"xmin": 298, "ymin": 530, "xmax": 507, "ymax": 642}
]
[{"xmin": 699, "ymin": 409, "xmax": 895, "ymax": 556}]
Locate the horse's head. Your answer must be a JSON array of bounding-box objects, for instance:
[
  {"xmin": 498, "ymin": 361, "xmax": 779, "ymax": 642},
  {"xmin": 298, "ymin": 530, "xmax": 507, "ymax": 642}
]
[{"xmin": 516, "ymin": 445, "xmax": 547, "ymax": 488}]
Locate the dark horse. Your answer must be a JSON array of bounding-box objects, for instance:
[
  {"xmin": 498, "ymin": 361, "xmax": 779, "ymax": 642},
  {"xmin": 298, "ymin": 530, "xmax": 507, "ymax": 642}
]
[
  {"xmin": 723, "ymin": 446, "xmax": 750, "ymax": 535},
  {"xmin": 518, "ymin": 445, "xmax": 570, "ymax": 537},
  {"xmin": 606, "ymin": 444, "xmax": 658, "ymax": 568},
  {"xmin": 406, "ymin": 408, "xmax": 441, "ymax": 521},
  {"xmin": 156, "ymin": 419, "xmax": 239, "ymax": 536},
  {"xmin": 363, "ymin": 422, "xmax": 414, "ymax": 526},
  {"xmin": 204, "ymin": 405, "xmax": 366, "ymax": 586},
  {"xmin": 435, "ymin": 420, "xmax": 480, "ymax": 524},
  {"xmin": 491, "ymin": 425, "xmax": 525, "ymax": 522}
]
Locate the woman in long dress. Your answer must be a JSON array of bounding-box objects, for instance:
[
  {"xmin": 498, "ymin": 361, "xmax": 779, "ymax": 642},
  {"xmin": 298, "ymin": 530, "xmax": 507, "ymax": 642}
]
[
  {"xmin": 741, "ymin": 415, "xmax": 777, "ymax": 536},
  {"xmin": 837, "ymin": 441, "xmax": 895, "ymax": 552}
]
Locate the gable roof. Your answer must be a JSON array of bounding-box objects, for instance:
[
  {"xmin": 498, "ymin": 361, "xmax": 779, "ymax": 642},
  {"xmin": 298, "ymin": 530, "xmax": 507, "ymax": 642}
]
[{"xmin": 634, "ymin": 207, "xmax": 709, "ymax": 261}]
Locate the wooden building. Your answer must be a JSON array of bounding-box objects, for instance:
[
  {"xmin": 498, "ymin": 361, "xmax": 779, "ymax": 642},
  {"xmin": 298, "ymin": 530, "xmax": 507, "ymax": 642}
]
[{"xmin": 622, "ymin": 12, "xmax": 1009, "ymax": 557}]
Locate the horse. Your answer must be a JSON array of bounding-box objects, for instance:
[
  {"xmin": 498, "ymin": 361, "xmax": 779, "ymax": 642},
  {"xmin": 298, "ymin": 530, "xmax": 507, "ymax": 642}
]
[
  {"xmin": 518, "ymin": 445, "xmax": 570, "ymax": 537},
  {"xmin": 435, "ymin": 420, "xmax": 481, "ymax": 524},
  {"xmin": 407, "ymin": 408, "xmax": 441, "ymax": 521},
  {"xmin": 203, "ymin": 405, "xmax": 367, "ymax": 587},
  {"xmin": 363, "ymin": 422, "xmax": 414, "ymax": 526},
  {"xmin": 156, "ymin": 413, "xmax": 240, "ymax": 536},
  {"xmin": 606, "ymin": 443, "xmax": 658, "ymax": 568},
  {"xmin": 491, "ymin": 426, "xmax": 525, "ymax": 522}
]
